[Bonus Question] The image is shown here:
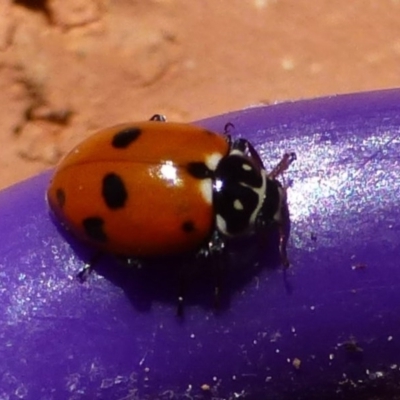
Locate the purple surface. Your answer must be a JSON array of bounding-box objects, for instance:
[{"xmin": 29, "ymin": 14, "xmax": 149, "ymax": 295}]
[{"xmin": 1, "ymin": 89, "xmax": 400, "ymax": 399}]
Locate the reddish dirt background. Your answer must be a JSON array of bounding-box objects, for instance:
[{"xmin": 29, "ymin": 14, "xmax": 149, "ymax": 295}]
[{"xmin": 1, "ymin": 0, "xmax": 400, "ymax": 189}]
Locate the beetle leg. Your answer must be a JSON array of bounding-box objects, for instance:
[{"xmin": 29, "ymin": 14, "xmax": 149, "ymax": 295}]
[
  {"xmin": 213, "ymin": 252, "xmax": 224, "ymax": 311},
  {"xmin": 255, "ymin": 184, "xmax": 291, "ymax": 268},
  {"xmin": 278, "ymin": 223, "xmax": 290, "ymax": 268},
  {"xmin": 76, "ymin": 252, "xmax": 102, "ymax": 282},
  {"xmin": 203, "ymin": 230, "xmax": 226, "ymax": 311},
  {"xmin": 177, "ymin": 269, "xmax": 186, "ymax": 317},
  {"xmin": 149, "ymin": 114, "xmax": 167, "ymax": 122},
  {"xmin": 268, "ymin": 152, "xmax": 296, "ymax": 181},
  {"xmin": 77, "ymin": 264, "xmax": 92, "ymax": 282},
  {"xmin": 124, "ymin": 256, "xmax": 142, "ymax": 269},
  {"xmin": 212, "ymin": 259, "xmax": 224, "ymax": 311}
]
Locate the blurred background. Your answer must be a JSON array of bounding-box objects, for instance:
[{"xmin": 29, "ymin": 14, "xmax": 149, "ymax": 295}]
[{"xmin": 1, "ymin": 0, "xmax": 400, "ymax": 188}]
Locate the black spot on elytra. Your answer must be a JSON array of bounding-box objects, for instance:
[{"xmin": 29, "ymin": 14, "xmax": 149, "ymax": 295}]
[
  {"xmin": 182, "ymin": 220, "xmax": 195, "ymax": 233},
  {"xmin": 55, "ymin": 188, "xmax": 66, "ymax": 208},
  {"xmin": 102, "ymin": 173, "xmax": 128, "ymax": 209},
  {"xmin": 112, "ymin": 128, "xmax": 141, "ymax": 148},
  {"xmin": 83, "ymin": 217, "xmax": 107, "ymax": 242},
  {"xmin": 187, "ymin": 162, "xmax": 213, "ymax": 179}
]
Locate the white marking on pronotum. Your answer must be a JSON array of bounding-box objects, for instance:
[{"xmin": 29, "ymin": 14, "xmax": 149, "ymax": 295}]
[
  {"xmin": 233, "ymin": 199, "xmax": 244, "ymax": 210},
  {"xmin": 199, "ymin": 180, "xmax": 213, "ymax": 204},
  {"xmin": 205, "ymin": 152, "xmax": 223, "ymax": 171},
  {"xmin": 197, "ymin": 152, "xmax": 224, "ymax": 204},
  {"xmin": 216, "ymin": 214, "xmax": 227, "ymax": 235},
  {"xmin": 242, "ymin": 163, "xmax": 252, "ymax": 171},
  {"xmin": 247, "ymin": 169, "xmax": 267, "ymax": 228}
]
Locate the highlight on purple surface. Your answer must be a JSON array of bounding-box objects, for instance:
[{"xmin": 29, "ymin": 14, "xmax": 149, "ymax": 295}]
[{"xmin": 1, "ymin": 89, "xmax": 400, "ymax": 399}]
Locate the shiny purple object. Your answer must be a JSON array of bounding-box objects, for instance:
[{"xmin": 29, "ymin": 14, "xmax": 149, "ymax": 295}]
[{"xmin": 1, "ymin": 89, "xmax": 400, "ymax": 399}]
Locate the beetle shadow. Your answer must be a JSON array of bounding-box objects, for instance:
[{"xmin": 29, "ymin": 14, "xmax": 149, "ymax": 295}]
[
  {"xmin": 89, "ymin": 228, "xmax": 291, "ymax": 315},
  {"xmin": 51, "ymin": 213, "xmax": 292, "ymax": 315}
]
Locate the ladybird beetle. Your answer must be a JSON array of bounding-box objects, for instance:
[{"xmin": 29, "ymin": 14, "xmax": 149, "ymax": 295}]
[{"xmin": 47, "ymin": 115, "xmax": 295, "ymax": 311}]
